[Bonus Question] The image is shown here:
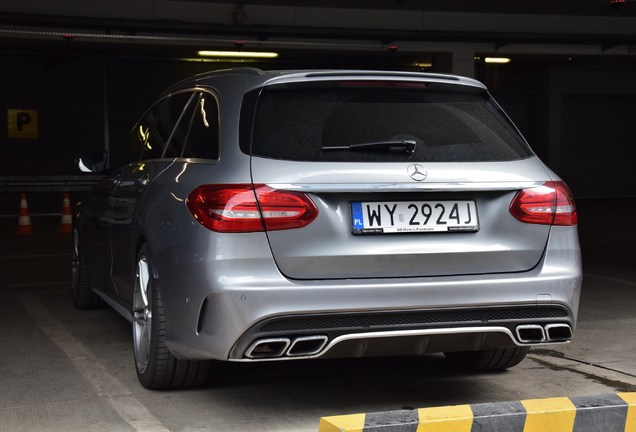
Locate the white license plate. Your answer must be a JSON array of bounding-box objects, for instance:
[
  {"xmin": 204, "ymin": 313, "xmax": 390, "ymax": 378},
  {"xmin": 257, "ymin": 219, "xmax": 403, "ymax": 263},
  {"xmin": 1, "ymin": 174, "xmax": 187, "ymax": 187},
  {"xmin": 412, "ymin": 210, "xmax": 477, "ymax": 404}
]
[{"xmin": 351, "ymin": 200, "xmax": 479, "ymax": 234}]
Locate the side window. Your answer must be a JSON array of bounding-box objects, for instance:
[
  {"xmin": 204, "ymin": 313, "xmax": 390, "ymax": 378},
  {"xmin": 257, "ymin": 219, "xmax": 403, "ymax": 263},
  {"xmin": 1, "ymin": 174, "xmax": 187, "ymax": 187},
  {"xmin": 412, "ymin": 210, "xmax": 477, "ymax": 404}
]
[
  {"xmin": 181, "ymin": 92, "xmax": 220, "ymax": 159},
  {"xmin": 139, "ymin": 100, "xmax": 168, "ymax": 161},
  {"xmin": 117, "ymin": 112, "xmax": 155, "ymax": 168},
  {"xmin": 162, "ymin": 92, "xmax": 199, "ymax": 159},
  {"xmin": 116, "ymin": 92, "xmax": 198, "ymax": 168},
  {"xmin": 116, "ymin": 98, "xmax": 169, "ymax": 167},
  {"xmin": 144, "ymin": 93, "xmax": 193, "ymax": 161}
]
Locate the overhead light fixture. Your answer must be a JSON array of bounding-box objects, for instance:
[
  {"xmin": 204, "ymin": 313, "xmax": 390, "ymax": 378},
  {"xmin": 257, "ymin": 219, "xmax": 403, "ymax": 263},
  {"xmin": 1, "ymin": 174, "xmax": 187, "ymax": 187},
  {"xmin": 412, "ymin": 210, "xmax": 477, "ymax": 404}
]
[
  {"xmin": 415, "ymin": 62, "xmax": 433, "ymax": 68},
  {"xmin": 484, "ymin": 57, "xmax": 511, "ymax": 64},
  {"xmin": 197, "ymin": 50, "xmax": 279, "ymax": 59}
]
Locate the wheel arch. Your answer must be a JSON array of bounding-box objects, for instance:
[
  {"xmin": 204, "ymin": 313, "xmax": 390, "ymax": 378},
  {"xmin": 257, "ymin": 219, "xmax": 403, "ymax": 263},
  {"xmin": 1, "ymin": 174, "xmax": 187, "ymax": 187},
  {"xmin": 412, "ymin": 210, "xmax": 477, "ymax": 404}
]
[{"xmin": 134, "ymin": 235, "xmax": 154, "ymax": 277}]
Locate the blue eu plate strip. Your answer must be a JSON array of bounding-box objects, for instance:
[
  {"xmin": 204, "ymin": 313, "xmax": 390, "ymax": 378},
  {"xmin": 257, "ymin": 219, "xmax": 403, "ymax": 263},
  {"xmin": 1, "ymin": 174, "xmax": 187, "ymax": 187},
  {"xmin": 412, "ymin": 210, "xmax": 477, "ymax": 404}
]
[{"xmin": 351, "ymin": 202, "xmax": 364, "ymax": 230}]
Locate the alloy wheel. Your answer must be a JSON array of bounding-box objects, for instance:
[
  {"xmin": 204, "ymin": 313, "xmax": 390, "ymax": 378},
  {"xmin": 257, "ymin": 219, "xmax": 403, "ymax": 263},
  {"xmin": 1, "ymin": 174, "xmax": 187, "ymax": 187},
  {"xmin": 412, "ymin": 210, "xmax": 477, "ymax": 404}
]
[{"xmin": 133, "ymin": 255, "xmax": 152, "ymax": 374}]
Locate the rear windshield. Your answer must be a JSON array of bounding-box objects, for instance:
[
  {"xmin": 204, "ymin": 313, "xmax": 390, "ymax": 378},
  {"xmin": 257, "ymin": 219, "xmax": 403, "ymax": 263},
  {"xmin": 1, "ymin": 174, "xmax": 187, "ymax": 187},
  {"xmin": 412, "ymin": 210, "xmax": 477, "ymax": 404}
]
[{"xmin": 245, "ymin": 82, "xmax": 532, "ymax": 162}]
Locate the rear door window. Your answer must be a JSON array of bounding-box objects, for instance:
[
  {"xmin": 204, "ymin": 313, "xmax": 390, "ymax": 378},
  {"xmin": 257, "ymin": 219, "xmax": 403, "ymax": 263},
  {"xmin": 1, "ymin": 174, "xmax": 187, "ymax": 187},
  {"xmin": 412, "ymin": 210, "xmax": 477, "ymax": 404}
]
[
  {"xmin": 246, "ymin": 83, "xmax": 532, "ymax": 163},
  {"xmin": 181, "ymin": 93, "xmax": 219, "ymax": 159},
  {"xmin": 116, "ymin": 93, "xmax": 193, "ymax": 166},
  {"xmin": 163, "ymin": 92, "xmax": 219, "ymax": 160}
]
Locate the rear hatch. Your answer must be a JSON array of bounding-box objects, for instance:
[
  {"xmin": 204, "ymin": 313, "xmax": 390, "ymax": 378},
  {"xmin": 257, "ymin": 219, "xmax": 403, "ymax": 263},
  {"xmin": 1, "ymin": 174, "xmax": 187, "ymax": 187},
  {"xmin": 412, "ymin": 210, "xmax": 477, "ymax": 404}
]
[{"xmin": 243, "ymin": 75, "xmax": 552, "ymax": 279}]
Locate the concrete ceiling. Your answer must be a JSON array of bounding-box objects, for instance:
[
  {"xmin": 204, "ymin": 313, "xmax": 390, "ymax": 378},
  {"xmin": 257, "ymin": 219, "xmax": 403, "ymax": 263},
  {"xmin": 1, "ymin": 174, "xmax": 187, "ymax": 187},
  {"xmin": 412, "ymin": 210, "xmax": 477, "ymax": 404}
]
[
  {"xmin": 1, "ymin": 0, "xmax": 635, "ymax": 69},
  {"xmin": 164, "ymin": 0, "xmax": 636, "ymax": 16}
]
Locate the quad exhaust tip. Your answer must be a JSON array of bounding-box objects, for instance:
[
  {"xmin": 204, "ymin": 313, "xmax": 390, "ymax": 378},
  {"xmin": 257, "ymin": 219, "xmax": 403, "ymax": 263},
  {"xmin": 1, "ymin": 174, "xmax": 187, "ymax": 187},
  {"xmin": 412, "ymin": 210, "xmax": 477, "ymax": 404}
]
[
  {"xmin": 287, "ymin": 335, "xmax": 328, "ymax": 357},
  {"xmin": 245, "ymin": 338, "xmax": 291, "ymax": 359},
  {"xmin": 245, "ymin": 335, "xmax": 328, "ymax": 359},
  {"xmin": 516, "ymin": 324, "xmax": 546, "ymax": 343},
  {"xmin": 516, "ymin": 323, "xmax": 572, "ymax": 344},
  {"xmin": 545, "ymin": 323, "xmax": 573, "ymax": 342}
]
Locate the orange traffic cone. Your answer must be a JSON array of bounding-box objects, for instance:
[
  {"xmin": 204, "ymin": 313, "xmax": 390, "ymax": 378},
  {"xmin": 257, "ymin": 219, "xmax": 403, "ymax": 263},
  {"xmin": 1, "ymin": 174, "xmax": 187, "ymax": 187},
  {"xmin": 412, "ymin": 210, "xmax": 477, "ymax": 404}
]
[
  {"xmin": 16, "ymin": 193, "xmax": 34, "ymax": 235},
  {"xmin": 59, "ymin": 192, "xmax": 72, "ymax": 234}
]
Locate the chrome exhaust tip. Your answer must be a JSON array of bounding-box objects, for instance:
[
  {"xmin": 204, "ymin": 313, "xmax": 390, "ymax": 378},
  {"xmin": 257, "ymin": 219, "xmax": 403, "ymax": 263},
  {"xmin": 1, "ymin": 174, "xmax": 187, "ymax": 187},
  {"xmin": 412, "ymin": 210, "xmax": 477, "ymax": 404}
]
[
  {"xmin": 287, "ymin": 335, "xmax": 328, "ymax": 357},
  {"xmin": 545, "ymin": 323, "xmax": 573, "ymax": 342},
  {"xmin": 245, "ymin": 338, "xmax": 291, "ymax": 359},
  {"xmin": 516, "ymin": 324, "xmax": 546, "ymax": 343}
]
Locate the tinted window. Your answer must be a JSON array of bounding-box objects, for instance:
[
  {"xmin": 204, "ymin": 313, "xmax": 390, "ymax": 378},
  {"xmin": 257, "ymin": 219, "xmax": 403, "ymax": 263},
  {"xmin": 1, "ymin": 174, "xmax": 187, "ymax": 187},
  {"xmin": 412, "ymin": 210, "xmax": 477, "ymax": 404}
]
[
  {"xmin": 182, "ymin": 93, "xmax": 219, "ymax": 159},
  {"xmin": 165, "ymin": 92, "xmax": 219, "ymax": 159},
  {"xmin": 148, "ymin": 93, "xmax": 192, "ymax": 160},
  {"xmin": 248, "ymin": 84, "xmax": 532, "ymax": 162},
  {"xmin": 116, "ymin": 93, "xmax": 193, "ymax": 167},
  {"xmin": 117, "ymin": 108, "xmax": 156, "ymax": 167},
  {"xmin": 140, "ymin": 99, "xmax": 169, "ymax": 161},
  {"xmin": 161, "ymin": 92, "xmax": 198, "ymax": 158}
]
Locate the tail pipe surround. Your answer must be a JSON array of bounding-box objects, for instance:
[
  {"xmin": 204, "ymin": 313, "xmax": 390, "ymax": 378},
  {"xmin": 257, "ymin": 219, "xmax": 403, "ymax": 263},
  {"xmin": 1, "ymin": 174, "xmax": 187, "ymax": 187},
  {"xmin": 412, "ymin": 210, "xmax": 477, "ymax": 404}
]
[
  {"xmin": 244, "ymin": 323, "xmax": 573, "ymax": 359},
  {"xmin": 544, "ymin": 323, "xmax": 574, "ymax": 342},
  {"xmin": 516, "ymin": 323, "xmax": 573, "ymax": 344},
  {"xmin": 245, "ymin": 335, "xmax": 328, "ymax": 359}
]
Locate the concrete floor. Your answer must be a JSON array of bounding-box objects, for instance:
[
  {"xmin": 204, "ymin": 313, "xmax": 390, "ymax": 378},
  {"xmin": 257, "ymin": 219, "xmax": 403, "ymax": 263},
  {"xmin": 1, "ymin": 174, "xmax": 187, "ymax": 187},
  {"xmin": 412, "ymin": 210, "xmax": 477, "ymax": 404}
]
[{"xmin": 0, "ymin": 199, "xmax": 635, "ymax": 432}]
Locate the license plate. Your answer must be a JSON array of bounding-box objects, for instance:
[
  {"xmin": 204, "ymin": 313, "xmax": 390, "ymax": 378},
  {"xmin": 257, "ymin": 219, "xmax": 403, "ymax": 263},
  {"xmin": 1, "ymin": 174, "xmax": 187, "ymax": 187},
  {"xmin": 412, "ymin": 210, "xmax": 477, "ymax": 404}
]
[{"xmin": 351, "ymin": 200, "xmax": 479, "ymax": 234}]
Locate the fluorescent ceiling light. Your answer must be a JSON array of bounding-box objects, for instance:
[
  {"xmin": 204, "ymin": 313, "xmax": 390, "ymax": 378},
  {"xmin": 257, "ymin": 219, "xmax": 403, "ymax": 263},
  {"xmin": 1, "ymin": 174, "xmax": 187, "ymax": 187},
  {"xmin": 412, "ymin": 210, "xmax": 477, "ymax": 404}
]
[
  {"xmin": 182, "ymin": 58, "xmax": 259, "ymax": 63},
  {"xmin": 415, "ymin": 62, "xmax": 433, "ymax": 68},
  {"xmin": 484, "ymin": 57, "xmax": 511, "ymax": 64},
  {"xmin": 198, "ymin": 50, "xmax": 279, "ymax": 58}
]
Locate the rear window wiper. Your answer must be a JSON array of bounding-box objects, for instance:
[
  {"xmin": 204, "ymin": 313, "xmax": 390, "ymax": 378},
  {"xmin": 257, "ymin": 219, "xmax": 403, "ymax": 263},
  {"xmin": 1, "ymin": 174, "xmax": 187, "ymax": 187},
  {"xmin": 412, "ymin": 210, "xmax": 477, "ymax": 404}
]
[{"xmin": 322, "ymin": 139, "xmax": 416, "ymax": 154}]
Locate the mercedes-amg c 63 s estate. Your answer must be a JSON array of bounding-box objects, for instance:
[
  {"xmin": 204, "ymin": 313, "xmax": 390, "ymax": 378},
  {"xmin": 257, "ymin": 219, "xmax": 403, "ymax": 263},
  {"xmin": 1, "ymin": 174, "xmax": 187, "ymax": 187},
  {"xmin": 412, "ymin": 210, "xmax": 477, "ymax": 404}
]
[{"xmin": 73, "ymin": 68, "xmax": 582, "ymax": 389}]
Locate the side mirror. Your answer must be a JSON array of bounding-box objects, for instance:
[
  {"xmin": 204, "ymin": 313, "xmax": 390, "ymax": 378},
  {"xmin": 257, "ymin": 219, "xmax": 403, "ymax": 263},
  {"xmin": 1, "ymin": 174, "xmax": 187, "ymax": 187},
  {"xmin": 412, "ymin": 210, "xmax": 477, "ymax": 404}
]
[{"xmin": 76, "ymin": 150, "xmax": 108, "ymax": 173}]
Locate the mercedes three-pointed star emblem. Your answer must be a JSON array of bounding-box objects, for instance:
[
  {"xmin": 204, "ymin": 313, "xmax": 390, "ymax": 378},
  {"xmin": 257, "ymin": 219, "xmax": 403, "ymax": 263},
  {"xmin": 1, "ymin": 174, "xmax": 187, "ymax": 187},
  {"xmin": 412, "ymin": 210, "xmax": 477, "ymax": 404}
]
[{"xmin": 407, "ymin": 164, "xmax": 427, "ymax": 181}]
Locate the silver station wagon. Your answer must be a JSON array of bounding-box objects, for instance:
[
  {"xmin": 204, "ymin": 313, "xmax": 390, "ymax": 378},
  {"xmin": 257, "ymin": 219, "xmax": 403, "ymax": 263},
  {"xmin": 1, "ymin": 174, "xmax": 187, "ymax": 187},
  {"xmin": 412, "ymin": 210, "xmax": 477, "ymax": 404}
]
[{"xmin": 73, "ymin": 69, "xmax": 582, "ymax": 389}]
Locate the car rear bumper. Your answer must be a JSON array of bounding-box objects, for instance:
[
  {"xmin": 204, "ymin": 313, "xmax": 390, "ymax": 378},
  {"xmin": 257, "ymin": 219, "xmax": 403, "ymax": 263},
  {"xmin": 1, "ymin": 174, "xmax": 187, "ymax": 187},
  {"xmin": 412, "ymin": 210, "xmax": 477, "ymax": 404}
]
[{"xmin": 155, "ymin": 226, "xmax": 582, "ymax": 361}]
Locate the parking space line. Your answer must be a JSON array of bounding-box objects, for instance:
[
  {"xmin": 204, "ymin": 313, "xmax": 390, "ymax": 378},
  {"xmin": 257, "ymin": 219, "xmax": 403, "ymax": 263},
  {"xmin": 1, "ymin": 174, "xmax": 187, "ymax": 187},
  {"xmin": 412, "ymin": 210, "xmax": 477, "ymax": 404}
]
[
  {"xmin": 6, "ymin": 281, "xmax": 69, "ymax": 288},
  {"xmin": 528, "ymin": 353, "xmax": 636, "ymax": 389},
  {"xmin": 17, "ymin": 293, "xmax": 170, "ymax": 432},
  {"xmin": 0, "ymin": 253, "xmax": 71, "ymax": 260}
]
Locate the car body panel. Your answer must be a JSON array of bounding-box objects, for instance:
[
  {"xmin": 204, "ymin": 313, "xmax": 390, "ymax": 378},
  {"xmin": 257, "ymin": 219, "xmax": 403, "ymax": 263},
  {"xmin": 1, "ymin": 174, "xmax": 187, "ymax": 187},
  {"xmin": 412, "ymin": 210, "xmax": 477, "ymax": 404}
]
[
  {"xmin": 251, "ymin": 157, "xmax": 553, "ymax": 279},
  {"xmin": 153, "ymin": 225, "xmax": 581, "ymax": 360},
  {"xmin": 80, "ymin": 176, "xmax": 118, "ymax": 295},
  {"xmin": 109, "ymin": 161, "xmax": 171, "ymax": 303}
]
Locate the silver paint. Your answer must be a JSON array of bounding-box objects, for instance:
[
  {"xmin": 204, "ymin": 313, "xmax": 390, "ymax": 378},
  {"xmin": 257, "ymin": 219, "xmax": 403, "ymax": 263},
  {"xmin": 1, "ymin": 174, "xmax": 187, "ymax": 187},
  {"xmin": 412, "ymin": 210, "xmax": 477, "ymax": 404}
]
[{"xmin": 76, "ymin": 69, "xmax": 582, "ymax": 367}]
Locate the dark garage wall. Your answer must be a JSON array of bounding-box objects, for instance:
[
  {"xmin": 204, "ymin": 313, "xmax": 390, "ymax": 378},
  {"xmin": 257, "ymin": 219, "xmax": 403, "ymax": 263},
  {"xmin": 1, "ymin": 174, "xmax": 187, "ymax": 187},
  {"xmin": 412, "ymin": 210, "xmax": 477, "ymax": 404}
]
[
  {"xmin": 1, "ymin": 52, "xmax": 635, "ymax": 200},
  {"xmin": 0, "ymin": 54, "xmax": 103, "ymax": 175},
  {"xmin": 551, "ymin": 67, "xmax": 636, "ymax": 198},
  {"xmin": 562, "ymin": 94, "xmax": 636, "ymax": 198},
  {"xmin": 487, "ymin": 61, "xmax": 636, "ymax": 198},
  {"xmin": 0, "ymin": 54, "xmax": 215, "ymax": 177}
]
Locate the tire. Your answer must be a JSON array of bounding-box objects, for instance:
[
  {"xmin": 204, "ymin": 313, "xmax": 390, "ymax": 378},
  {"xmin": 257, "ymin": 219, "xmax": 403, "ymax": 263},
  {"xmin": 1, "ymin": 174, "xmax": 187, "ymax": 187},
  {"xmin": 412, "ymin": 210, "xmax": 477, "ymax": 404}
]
[
  {"xmin": 444, "ymin": 346, "xmax": 530, "ymax": 372},
  {"xmin": 132, "ymin": 244, "xmax": 211, "ymax": 390},
  {"xmin": 71, "ymin": 226, "xmax": 105, "ymax": 309}
]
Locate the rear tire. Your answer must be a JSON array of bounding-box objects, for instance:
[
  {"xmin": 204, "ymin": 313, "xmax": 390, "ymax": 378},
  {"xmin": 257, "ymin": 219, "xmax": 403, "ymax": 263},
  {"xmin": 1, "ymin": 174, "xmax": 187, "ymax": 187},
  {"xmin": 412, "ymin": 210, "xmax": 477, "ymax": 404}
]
[
  {"xmin": 444, "ymin": 347, "xmax": 530, "ymax": 371},
  {"xmin": 71, "ymin": 226, "xmax": 105, "ymax": 309},
  {"xmin": 133, "ymin": 244, "xmax": 210, "ymax": 390}
]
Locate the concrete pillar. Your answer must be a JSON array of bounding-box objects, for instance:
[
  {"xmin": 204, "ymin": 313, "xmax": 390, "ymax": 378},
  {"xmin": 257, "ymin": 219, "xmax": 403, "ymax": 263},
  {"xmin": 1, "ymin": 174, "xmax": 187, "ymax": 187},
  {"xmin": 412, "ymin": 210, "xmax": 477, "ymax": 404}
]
[{"xmin": 451, "ymin": 47, "xmax": 476, "ymax": 78}]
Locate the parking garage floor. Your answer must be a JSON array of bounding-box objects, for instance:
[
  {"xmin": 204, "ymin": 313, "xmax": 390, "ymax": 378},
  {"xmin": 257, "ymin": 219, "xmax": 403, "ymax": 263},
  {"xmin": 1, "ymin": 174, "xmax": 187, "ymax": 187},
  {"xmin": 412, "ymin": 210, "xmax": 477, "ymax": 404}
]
[{"xmin": 1, "ymin": 199, "xmax": 635, "ymax": 432}]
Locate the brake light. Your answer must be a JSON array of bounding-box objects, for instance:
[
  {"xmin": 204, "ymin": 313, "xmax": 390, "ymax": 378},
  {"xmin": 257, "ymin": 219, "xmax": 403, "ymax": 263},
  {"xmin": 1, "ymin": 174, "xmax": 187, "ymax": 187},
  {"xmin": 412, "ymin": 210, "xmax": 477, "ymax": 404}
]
[
  {"xmin": 509, "ymin": 181, "xmax": 577, "ymax": 226},
  {"xmin": 339, "ymin": 80, "xmax": 427, "ymax": 88},
  {"xmin": 186, "ymin": 184, "xmax": 318, "ymax": 233}
]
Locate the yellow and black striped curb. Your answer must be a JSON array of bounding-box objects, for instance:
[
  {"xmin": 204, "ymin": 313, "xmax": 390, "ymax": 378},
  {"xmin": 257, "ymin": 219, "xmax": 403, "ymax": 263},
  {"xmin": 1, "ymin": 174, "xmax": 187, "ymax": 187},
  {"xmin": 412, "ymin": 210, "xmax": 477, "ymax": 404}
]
[{"xmin": 319, "ymin": 392, "xmax": 636, "ymax": 432}]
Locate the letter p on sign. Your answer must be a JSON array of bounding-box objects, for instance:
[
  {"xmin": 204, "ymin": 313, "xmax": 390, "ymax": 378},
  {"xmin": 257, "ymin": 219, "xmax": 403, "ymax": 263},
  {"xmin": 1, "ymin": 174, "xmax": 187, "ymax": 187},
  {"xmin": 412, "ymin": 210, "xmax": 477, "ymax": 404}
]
[{"xmin": 8, "ymin": 109, "xmax": 39, "ymax": 139}]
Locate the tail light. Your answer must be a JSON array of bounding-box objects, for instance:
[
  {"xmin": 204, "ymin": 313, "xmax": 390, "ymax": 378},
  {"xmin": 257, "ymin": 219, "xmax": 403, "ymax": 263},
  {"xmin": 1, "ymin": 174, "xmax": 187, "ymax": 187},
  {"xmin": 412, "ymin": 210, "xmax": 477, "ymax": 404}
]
[
  {"xmin": 186, "ymin": 184, "xmax": 318, "ymax": 233},
  {"xmin": 509, "ymin": 181, "xmax": 577, "ymax": 226}
]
